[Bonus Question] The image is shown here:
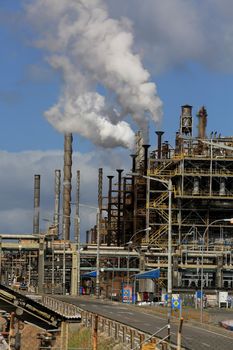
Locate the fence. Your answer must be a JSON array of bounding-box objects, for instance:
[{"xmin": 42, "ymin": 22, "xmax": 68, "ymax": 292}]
[{"xmin": 42, "ymin": 296, "xmax": 178, "ymax": 350}]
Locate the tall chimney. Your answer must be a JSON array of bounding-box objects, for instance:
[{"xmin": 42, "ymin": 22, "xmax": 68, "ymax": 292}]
[
  {"xmin": 142, "ymin": 145, "xmax": 150, "ymax": 175},
  {"xmin": 98, "ymin": 168, "xmax": 103, "ymax": 243},
  {"xmin": 62, "ymin": 133, "xmax": 73, "ymax": 241},
  {"xmin": 107, "ymin": 175, "xmax": 114, "ymax": 246},
  {"xmin": 33, "ymin": 174, "xmax": 40, "ymax": 235},
  {"xmin": 53, "ymin": 170, "xmax": 61, "ymax": 238},
  {"xmin": 116, "ymin": 169, "xmax": 123, "ymax": 246},
  {"xmin": 74, "ymin": 170, "xmax": 80, "ymax": 244},
  {"xmin": 131, "ymin": 154, "xmax": 137, "ymax": 173},
  {"xmin": 130, "ymin": 155, "xmax": 137, "ymax": 239},
  {"xmin": 122, "ymin": 177, "xmax": 127, "ymax": 244},
  {"xmin": 156, "ymin": 131, "xmax": 164, "ymax": 159},
  {"xmin": 197, "ymin": 106, "xmax": 207, "ymax": 139}
]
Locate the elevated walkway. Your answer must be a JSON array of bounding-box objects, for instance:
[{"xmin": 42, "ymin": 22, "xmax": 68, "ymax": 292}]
[{"xmin": 0, "ymin": 284, "xmax": 81, "ymax": 330}]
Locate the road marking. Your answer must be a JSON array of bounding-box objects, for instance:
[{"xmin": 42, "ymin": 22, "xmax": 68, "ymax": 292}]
[
  {"xmin": 201, "ymin": 343, "xmax": 210, "ymax": 348},
  {"xmin": 185, "ymin": 324, "xmax": 233, "ymax": 340},
  {"xmin": 184, "ymin": 336, "xmax": 193, "ymax": 340}
]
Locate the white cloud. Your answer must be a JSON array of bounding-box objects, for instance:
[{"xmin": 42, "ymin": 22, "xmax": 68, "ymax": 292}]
[{"xmin": 107, "ymin": 0, "xmax": 233, "ymax": 73}]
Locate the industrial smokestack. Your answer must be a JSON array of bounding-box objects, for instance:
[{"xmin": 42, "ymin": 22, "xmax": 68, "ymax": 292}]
[
  {"xmin": 156, "ymin": 131, "xmax": 164, "ymax": 159},
  {"xmin": 98, "ymin": 168, "xmax": 103, "ymax": 243},
  {"xmin": 33, "ymin": 174, "xmax": 40, "ymax": 235},
  {"xmin": 197, "ymin": 106, "xmax": 208, "ymax": 139},
  {"xmin": 74, "ymin": 170, "xmax": 80, "ymax": 244},
  {"xmin": 130, "ymin": 154, "xmax": 137, "ymax": 173},
  {"xmin": 117, "ymin": 169, "xmax": 123, "ymax": 246},
  {"xmin": 143, "ymin": 145, "xmax": 150, "ymax": 175},
  {"xmin": 53, "ymin": 169, "xmax": 61, "ymax": 238},
  {"xmin": 62, "ymin": 133, "xmax": 73, "ymax": 241},
  {"xmin": 107, "ymin": 175, "xmax": 114, "ymax": 246}
]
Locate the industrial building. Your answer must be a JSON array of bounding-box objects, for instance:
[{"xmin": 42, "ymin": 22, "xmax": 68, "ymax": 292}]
[
  {"xmin": 1, "ymin": 105, "xmax": 233, "ymax": 298},
  {"xmin": 92, "ymin": 104, "xmax": 233, "ymax": 292}
]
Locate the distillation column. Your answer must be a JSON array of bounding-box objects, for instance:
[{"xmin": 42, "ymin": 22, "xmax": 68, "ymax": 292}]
[{"xmin": 62, "ymin": 133, "xmax": 73, "ymax": 241}]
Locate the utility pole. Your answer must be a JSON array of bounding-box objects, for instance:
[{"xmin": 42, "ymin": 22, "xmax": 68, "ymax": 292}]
[{"xmin": 96, "ymin": 208, "xmax": 100, "ymax": 298}]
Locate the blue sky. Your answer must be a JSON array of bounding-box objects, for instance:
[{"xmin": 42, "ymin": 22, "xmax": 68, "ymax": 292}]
[{"xmin": 1, "ymin": 0, "xmax": 233, "ymax": 236}]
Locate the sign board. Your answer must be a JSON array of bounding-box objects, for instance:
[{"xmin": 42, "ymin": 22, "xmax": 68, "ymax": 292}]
[
  {"xmin": 219, "ymin": 291, "xmax": 228, "ymax": 307},
  {"xmin": 122, "ymin": 284, "xmax": 133, "ymax": 303},
  {"xmin": 219, "ymin": 291, "xmax": 228, "ymax": 303},
  {"xmin": 172, "ymin": 294, "xmax": 181, "ymax": 310},
  {"xmin": 196, "ymin": 290, "xmax": 203, "ymax": 299}
]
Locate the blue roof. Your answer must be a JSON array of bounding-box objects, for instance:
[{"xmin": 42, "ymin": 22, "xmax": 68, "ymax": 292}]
[
  {"xmin": 133, "ymin": 268, "xmax": 160, "ymax": 279},
  {"xmin": 81, "ymin": 271, "xmax": 97, "ymax": 278}
]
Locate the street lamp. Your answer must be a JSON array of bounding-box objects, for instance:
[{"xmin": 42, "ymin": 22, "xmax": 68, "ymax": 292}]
[
  {"xmin": 125, "ymin": 227, "xmax": 150, "ymax": 287},
  {"xmin": 200, "ymin": 217, "xmax": 233, "ymax": 323},
  {"xmin": 126, "ymin": 227, "xmax": 152, "ymax": 245},
  {"xmin": 129, "ymin": 172, "xmax": 173, "ymax": 342},
  {"xmin": 106, "ymin": 260, "xmax": 116, "ymax": 300}
]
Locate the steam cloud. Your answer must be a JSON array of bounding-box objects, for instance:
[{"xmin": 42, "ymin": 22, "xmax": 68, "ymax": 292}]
[{"xmin": 26, "ymin": 0, "xmax": 162, "ymax": 148}]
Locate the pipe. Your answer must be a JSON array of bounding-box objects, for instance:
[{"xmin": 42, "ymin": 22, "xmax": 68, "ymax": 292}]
[
  {"xmin": 53, "ymin": 169, "xmax": 61, "ymax": 238},
  {"xmin": 130, "ymin": 154, "xmax": 137, "ymax": 173},
  {"xmin": 130, "ymin": 155, "xmax": 137, "ymax": 238},
  {"xmin": 117, "ymin": 169, "xmax": 124, "ymax": 246},
  {"xmin": 62, "ymin": 133, "xmax": 73, "ymax": 241},
  {"xmin": 98, "ymin": 168, "xmax": 103, "ymax": 243},
  {"xmin": 142, "ymin": 144, "xmax": 150, "ymax": 175},
  {"xmin": 155, "ymin": 131, "xmax": 164, "ymax": 159},
  {"xmin": 107, "ymin": 176, "xmax": 114, "ymax": 246},
  {"xmin": 33, "ymin": 174, "xmax": 40, "ymax": 235},
  {"xmin": 74, "ymin": 170, "xmax": 80, "ymax": 244},
  {"xmin": 123, "ymin": 177, "xmax": 127, "ymax": 244}
]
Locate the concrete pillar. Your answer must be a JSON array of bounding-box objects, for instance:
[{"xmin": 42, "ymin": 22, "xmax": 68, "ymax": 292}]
[
  {"xmin": 216, "ymin": 256, "xmax": 223, "ymax": 288},
  {"xmin": 71, "ymin": 244, "xmax": 78, "ymax": 296},
  {"xmin": 60, "ymin": 321, "xmax": 69, "ymax": 350},
  {"xmin": 172, "ymin": 255, "xmax": 179, "ymax": 287}
]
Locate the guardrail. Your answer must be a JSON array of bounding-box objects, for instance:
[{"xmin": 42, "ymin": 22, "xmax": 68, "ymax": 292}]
[
  {"xmin": 42, "ymin": 295, "xmax": 81, "ymax": 318},
  {"xmin": 42, "ymin": 296, "xmax": 178, "ymax": 350}
]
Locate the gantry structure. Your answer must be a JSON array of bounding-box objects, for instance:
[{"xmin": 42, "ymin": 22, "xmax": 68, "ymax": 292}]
[{"xmin": 140, "ymin": 105, "xmax": 233, "ymax": 289}]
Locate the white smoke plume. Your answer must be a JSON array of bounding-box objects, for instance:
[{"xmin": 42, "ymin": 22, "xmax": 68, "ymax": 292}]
[{"xmin": 26, "ymin": 0, "xmax": 163, "ymax": 148}]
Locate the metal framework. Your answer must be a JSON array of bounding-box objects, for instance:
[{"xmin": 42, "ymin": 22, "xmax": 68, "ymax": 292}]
[{"xmin": 144, "ymin": 105, "xmax": 233, "ymax": 289}]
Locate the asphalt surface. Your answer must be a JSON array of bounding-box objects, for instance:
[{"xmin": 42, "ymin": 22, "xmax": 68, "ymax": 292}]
[{"xmin": 56, "ymin": 296, "xmax": 233, "ymax": 350}]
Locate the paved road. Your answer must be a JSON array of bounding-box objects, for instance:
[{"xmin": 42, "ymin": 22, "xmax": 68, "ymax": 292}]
[{"xmin": 58, "ymin": 296, "xmax": 233, "ymax": 350}]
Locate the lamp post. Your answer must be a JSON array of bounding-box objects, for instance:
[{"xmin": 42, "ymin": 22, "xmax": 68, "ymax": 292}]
[
  {"xmin": 126, "ymin": 227, "xmax": 151, "ymax": 296},
  {"xmin": 129, "ymin": 172, "xmax": 173, "ymax": 342},
  {"xmin": 106, "ymin": 260, "xmax": 115, "ymax": 300},
  {"xmin": 200, "ymin": 217, "xmax": 233, "ymax": 323},
  {"xmin": 142, "ymin": 176, "xmax": 172, "ymax": 341}
]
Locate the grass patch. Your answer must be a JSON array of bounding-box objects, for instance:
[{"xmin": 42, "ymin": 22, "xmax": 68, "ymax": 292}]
[{"xmin": 68, "ymin": 325, "xmax": 125, "ymax": 350}]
